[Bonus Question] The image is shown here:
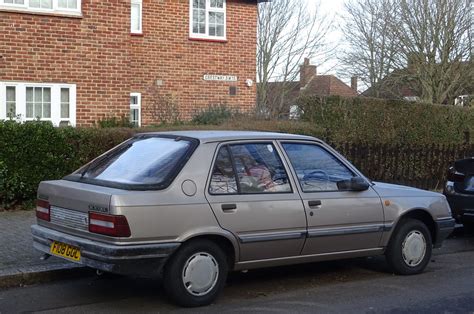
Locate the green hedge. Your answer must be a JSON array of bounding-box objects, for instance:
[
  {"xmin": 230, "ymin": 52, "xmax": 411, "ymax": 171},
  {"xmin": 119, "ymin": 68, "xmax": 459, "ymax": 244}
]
[
  {"xmin": 1, "ymin": 97, "xmax": 473, "ymax": 210},
  {"xmin": 0, "ymin": 119, "xmax": 327, "ymax": 209},
  {"xmin": 0, "ymin": 121, "xmax": 135, "ymax": 209},
  {"xmin": 297, "ymin": 96, "xmax": 474, "ymax": 144}
]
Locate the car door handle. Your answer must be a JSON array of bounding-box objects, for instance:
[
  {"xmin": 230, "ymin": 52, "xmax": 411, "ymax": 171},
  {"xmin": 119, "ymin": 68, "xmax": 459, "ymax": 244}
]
[
  {"xmin": 308, "ymin": 200, "xmax": 322, "ymax": 207},
  {"xmin": 221, "ymin": 204, "xmax": 237, "ymax": 211}
]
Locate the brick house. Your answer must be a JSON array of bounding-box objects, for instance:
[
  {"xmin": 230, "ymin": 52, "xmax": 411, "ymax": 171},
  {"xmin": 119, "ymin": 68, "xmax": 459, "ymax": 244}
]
[
  {"xmin": 0, "ymin": 0, "xmax": 260, "ymax": 127},
  {"xmin": 298, "ymin": 58, "xmax": 358, "ymax": 98},
  {"xmin": 264, "ymin": 58, "xmax": 358, "ymax": 117}
]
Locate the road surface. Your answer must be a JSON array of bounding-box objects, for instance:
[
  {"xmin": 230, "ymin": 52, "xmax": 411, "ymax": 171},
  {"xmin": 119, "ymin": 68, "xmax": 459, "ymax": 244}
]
[{"xmin": 1, "ymin": 229, "xmax": 473, "ymax": 313}]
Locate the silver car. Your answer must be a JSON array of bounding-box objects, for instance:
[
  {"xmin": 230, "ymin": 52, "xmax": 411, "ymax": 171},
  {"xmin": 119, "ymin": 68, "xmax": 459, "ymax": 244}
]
[{"xmin": 32, "ymin": 131, "xmax": 455, "ymax": 307}]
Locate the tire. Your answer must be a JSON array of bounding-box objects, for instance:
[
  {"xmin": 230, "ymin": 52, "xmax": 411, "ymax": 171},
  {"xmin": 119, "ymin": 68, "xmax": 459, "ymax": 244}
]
[
  {"xmin": 163, "ymin": 239, "xmax": 228, "ymax": 307},
  {"xmin": 385, "ymin": 218, "xmax": 432, "ymax": 275}
]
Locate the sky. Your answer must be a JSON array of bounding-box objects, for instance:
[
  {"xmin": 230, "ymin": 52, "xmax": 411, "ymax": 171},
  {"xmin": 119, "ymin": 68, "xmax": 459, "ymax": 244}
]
[{"xmin": 303, "ymin": 0, "xmax": 346, "ymax": 76}]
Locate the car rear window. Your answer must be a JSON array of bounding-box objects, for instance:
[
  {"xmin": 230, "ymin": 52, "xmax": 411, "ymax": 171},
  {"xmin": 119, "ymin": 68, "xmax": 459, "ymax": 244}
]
[{"xmin": 65, "ymin": 135, "xmax": 198, "ymax": 190}]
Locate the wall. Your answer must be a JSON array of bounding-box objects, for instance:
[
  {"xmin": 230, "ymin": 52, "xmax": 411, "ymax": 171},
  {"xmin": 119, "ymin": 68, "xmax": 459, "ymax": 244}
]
[{"xmin": 0, "ymin": 0, "xmax": 257, "ymax": 126}]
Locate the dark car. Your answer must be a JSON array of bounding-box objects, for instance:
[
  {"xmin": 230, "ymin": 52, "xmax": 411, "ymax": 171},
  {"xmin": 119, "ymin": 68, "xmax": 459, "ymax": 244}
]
[{"xmin": 443, "ymin": 157, "xmax": 474, "ymax": 228}]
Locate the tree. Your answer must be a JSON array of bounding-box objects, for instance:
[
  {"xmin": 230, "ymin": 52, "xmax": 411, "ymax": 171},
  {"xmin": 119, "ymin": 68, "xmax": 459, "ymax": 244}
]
[
  {"xmin": 257, "ymin": 0, "xmax": 332, "ymax": 117},
  {"xmin": 341, "ymin": 0, "xmax": 472, "ymax": 104},
  {"xmin": 393, "ymin": 0, "xmax": 473, "ymax": 104},
  {"xmin": 339, "ymin": 0, "xmax": 400, "ymax": 97}
]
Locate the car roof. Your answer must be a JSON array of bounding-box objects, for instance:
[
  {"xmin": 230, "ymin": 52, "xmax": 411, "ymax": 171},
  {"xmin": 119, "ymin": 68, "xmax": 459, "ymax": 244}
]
[{"xmin": 139, "ymin": 130, "xmax": 319, "ymax": 143}]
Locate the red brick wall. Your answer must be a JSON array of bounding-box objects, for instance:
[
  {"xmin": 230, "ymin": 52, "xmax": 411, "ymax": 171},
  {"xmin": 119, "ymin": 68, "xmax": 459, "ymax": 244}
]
[{"xmin": 0, "ymin": 0, "xmax": 257, "ymax": 126}]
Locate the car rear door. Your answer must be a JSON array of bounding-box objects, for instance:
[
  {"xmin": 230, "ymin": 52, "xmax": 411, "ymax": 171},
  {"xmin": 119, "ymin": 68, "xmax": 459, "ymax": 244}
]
[
  {"xmin": 279, "ymin": 141, "xmax": 384, "ymax": 255},
  {"xmin": 205, "ymin": 141, "xmax": 307, "ymax": 262}
]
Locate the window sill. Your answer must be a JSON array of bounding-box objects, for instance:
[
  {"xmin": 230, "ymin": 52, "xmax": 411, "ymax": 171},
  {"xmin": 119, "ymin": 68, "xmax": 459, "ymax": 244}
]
[
  {"xmin": 131, "ymin": 32, "xmax": 144, "ymax": 37},
  {"xmin": 0, "ymin": 6, "xmax": 82, "ymax": 19},
  {"xmin": 188, "ymin": 37, "xmax": 228, "ymax": 43}
]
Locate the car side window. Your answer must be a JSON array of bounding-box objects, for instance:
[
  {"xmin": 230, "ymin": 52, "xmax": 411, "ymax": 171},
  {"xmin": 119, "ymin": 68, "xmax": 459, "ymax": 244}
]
[
  {"xmin": 282, "ymin": 143, "xmax": 355, "ymax": 192},
  {"xmin": 229, "ymin": 143, "xmax": 291, "ymax": 194},
  {"xmin": 209, "ymin": 143, "xmax": 292, "ymax": 194},
  {"xmin": 209, "ymin": 147, "xmax": 238, "ymax": 194}
]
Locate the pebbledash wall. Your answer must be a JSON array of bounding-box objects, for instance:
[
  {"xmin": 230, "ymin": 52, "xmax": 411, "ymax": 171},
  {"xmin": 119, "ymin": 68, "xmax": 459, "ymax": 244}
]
[{"xmin": 0, "ymin": 0, "xmax": 258, "ymax": 127}]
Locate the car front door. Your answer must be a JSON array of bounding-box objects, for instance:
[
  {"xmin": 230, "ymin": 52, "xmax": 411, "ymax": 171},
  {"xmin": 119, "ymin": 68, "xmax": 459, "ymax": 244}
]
[
  {"xmin": 280, "ymin": 141, "xmax": 384, "ymax": 255},
  {"xmin": 205, "ymin": 141, "xmax": 307, "ymax": 262}
]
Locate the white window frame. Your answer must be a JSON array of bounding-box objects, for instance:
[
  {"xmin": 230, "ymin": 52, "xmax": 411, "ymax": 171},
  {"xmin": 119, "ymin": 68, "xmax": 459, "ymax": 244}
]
[
  {"xmin": 5, "ymin": 85, "xmax": 17, "ymax": 119},
  {"xmin": 130, "ymin": 92, "xmax": 141, "ymax": 127},
  {"xmin": 25, "ymin": 86, "xmax": 52, "ymax": 120},
  {"xmin": 130, "ymin": 0, "xmax": 143, "ymax": 34},
  {"xmin": 0, "ymin": 0, "xmax": 81, "ymax": 16},
  {"xmin": 189, "ymin": 0, "xmax": 226, "ymax": 41},
  {"xmin": 0, "ymin": 82, "xmax": 76, "ymax": 127},
  {"xmin": 2, "ymin": 0, "xmax": 25, "ymax": 7}
]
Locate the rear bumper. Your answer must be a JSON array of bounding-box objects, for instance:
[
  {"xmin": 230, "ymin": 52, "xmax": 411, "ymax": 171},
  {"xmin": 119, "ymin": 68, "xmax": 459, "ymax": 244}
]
[
  {"xmin": 434, "ymin": 217, "xmax": 456, "ymax": 248},
  {"xmin": 31, "ymin": 224, "xmax": 180, "ymax": 276},
  {"xmin": 444, "ymin": 192, "xmax": 474, "ymax": 223}
]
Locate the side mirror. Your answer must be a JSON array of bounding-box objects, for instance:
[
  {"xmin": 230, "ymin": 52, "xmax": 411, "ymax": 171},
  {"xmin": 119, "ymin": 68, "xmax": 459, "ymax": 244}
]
[{"xmin": 337, "ymin": 177, "xmax": 370, "ymax": 191}]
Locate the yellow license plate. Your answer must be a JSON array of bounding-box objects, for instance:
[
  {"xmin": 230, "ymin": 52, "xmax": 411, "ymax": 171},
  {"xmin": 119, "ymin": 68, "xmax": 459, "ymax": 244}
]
[{"xmin": 50, "ymin": 241, "xmax": 81, "ymax": 262}]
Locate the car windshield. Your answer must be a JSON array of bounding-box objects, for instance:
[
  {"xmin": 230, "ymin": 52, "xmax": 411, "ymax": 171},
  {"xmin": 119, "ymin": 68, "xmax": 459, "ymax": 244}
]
[{"xmin": 71, "ymin": 136, "xmax": 196, "ymax": 188}]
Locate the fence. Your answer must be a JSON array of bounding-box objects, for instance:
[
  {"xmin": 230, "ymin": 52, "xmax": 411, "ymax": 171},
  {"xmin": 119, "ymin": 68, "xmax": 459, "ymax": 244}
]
[{"xmin": 330, "ymin": 142, "xmax": 474, "ymax": 191}]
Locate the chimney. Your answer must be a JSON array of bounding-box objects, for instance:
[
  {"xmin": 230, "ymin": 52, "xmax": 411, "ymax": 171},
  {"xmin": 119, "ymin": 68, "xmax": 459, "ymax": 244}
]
[
  {"xmin": 300, "ymin": 58, "xmax": 316, "ymax": 87},
  {"xmin": 351, "ymin": 76, "xmax": 358, "ymax": 93}
]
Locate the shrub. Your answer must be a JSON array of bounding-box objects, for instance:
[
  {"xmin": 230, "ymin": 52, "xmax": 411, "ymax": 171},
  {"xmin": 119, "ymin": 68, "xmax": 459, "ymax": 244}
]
[
  {"xmin": 96, "ymin": 114, "xmax": 134, "ymax": 128},
  {"xmin": 297, "ymin": 96, "xmax": 474, "ymax": 144},
  {"xmin": 2, "ymin": 100, "xmax": 473, "ymax": 209},
  {"xmin": 0, "ymin": 121, "xmax": 135, "ymax": 209},
  {"xmin": 0, "ymin": 121, "xmax": 73, "ymax": 208},
  {"xmin": 191, "ymin": 105, "xmax": 234, "ymax": 125}
]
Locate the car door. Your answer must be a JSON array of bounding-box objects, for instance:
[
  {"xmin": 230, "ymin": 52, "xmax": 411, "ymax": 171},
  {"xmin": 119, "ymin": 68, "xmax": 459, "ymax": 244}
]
[
  {"xmin": 205, "ymin": 141, "xmax": 307, "ymax": 262},
  {"xmin": 280, "ymin": 141, "xmax": 384, "ymax": 255}
]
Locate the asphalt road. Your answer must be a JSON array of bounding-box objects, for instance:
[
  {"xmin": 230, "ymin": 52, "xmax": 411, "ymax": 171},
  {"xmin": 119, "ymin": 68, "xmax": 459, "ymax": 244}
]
[{"xmin": 1, "ymin": 229, "xmax": 473, "ymax": 314}]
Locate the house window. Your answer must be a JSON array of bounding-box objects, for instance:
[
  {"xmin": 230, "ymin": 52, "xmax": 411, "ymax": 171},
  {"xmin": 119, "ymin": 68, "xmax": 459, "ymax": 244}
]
[
  {"xmin": 131, "ymin": 0, "xmax": 142, "ymax": 34},
  {"xmin": 0, "ymin": 0, "xmax": 81, "ymax": 15},
  {"xmin": 60, "ymin": 88, "xmax": 70, "ymax": 119},
  {"xmin": 26, "ymin": 87, "xmax": 51, "ymax": 119},
  {"xmin": 130, "ymin": 93, "xmax": 141, "ymax": 127},
  {"xmin": 29, "ymin": 0, "xmax": 52, "ymax": 9},
  {"xmin": 58, "ymin": 0, "xmax": 77, "ymax": 9},
  {"xmin": 6, "ymin": 86, "xmax": 16, "ymax": 118},
  {"xmin": 0, "ymin": 82, "xmax": 76, "ymax": 126},
  {"xmin": 3, "ymin": 0, "xmax": 24, "ymax": 4},
  {"xmin": 190, "ymin": 0, "xmax": 226, "ymax": 40}
]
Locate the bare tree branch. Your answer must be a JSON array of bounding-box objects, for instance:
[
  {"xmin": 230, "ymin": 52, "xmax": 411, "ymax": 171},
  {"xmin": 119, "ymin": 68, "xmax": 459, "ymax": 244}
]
[
  {"xmin": 338, "ymin": 0, "xmax": 400, "ymax": 96},
  {"xmin": 257, "ymin": 0, "xmax": 334, "ymax": 117},
  {"xmin": 393, "ymin": 0, "xmax": 472, "ymax": 104},
  {"xmin": 340, "ymin": 0, "xmax": 472, "ymax": 104}
]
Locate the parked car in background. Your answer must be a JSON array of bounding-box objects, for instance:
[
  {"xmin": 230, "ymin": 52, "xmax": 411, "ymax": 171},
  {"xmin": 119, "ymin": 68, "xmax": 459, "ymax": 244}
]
[
  {"xmin": 32, "ymin": 131, "xmax": 455, "ymax": 307},
  {"xmin": 443, "ymin": 157, "xmax": 474, "ymax": 229}
]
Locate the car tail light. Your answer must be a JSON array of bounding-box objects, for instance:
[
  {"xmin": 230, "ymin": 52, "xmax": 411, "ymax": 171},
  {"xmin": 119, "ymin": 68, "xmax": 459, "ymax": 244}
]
[
  {"xmin": 88, "ymin": 212, "xmax": 131, "ymax": 237},
  {"xmin": 447, "ymin": 167, "xmax": 466, "ymax": 182},
  {"xmin": 36, "ymin": 199, "xmax": 50, "ymax": 221}
]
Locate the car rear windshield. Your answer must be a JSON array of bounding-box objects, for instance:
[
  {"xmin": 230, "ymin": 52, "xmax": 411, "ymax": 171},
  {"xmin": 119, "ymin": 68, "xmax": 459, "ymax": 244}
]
[{"xmin": 65, "ymin": 135, "xmax": 198, "ymax": 190}]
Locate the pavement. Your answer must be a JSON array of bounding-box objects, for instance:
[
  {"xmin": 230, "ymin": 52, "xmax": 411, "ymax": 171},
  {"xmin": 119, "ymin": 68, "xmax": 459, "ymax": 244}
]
[{"xmin": 0, "ymin": 210, "xmax": 88, "ymax": 289}]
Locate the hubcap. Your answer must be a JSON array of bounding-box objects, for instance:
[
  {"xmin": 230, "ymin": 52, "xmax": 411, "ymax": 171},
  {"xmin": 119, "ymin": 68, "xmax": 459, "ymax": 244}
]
[
  {"xmin": 402, "ymin": 230, "xmax": 427, "ymax": 267},
  {"xmin": 182, "ymin": 252, "xmax": 219, "ymax": 296}
]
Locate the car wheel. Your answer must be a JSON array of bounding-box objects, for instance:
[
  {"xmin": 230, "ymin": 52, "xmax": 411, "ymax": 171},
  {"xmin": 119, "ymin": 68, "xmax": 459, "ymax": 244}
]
[
  {"xmin": 385, "ymin": 218, "xmax": 432, "ymax": 275},
  {"xmin": 163, "ymin": 239, "xmax": 228, "ymax": 307}
]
